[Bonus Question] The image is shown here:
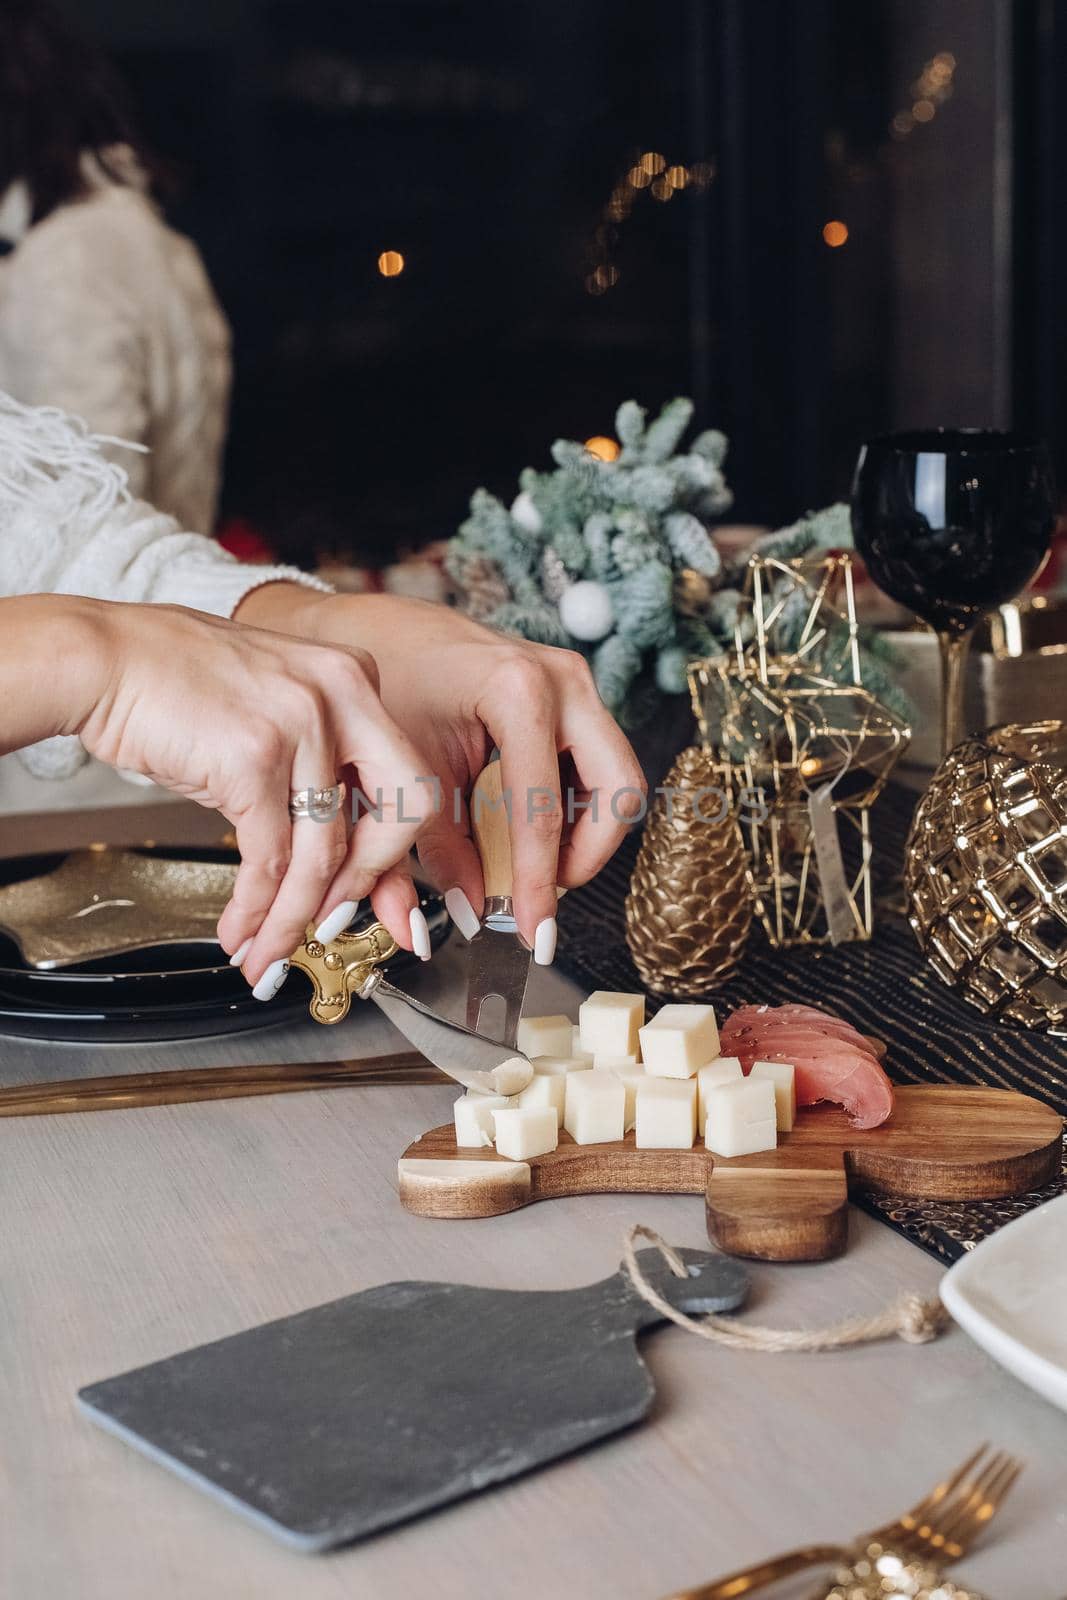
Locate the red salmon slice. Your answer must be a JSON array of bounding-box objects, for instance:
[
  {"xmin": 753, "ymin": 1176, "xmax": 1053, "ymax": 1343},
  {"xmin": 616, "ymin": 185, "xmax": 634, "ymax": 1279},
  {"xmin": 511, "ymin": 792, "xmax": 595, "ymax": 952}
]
[
  {"xmin": 722, "ymin": 1004, "xmax": 874, "ymax": 1057},
  {"xmin": 747, "ymin": 1044, "xmax": 893, "ymax": 1129},
  {"xmin": 719, "ymin": 1003, "xmax": 894, "ymax": 1128},
  {"xmin": 721, "ymin": 1022, "xmax": 879, "ymax": 1066}
]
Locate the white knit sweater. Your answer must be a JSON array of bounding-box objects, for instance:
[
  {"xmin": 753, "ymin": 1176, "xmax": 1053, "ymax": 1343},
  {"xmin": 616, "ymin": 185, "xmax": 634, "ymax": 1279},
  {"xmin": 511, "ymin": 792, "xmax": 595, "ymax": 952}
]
[
  {"xmin": 0, "ymin": 153, "xmax": 230, "ymax": 535},
  {"xmin": 0, "ymin": 394, "xmax": 329, "ymax": 808}
]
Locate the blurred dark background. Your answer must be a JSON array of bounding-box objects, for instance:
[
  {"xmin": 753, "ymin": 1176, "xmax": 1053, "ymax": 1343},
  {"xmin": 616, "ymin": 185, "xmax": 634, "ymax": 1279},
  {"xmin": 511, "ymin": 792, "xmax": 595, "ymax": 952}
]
[{"xmin": 59, "ymin": 0, "xmax": 1067, "ymax": 567}]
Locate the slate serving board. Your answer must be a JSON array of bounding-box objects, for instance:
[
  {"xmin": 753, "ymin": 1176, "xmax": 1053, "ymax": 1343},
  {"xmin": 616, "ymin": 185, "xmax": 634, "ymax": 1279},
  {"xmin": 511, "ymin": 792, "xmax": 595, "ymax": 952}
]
[{"xmin": 77, "ymin": 1247, "xmax": 748, "ymax": 1553}]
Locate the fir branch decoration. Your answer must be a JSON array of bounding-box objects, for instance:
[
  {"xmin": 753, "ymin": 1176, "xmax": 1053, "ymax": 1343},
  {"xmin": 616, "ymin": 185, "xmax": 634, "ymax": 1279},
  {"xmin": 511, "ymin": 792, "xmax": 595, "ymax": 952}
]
[{"xmin": 446, "ymin": 397, "xmax": 906, "ymax": 731}]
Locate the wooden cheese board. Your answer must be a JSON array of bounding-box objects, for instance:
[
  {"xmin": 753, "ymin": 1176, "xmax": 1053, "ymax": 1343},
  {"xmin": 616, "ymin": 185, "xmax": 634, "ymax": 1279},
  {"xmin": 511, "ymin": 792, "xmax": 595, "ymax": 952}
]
[{"xmin": 398, "ymin": 1086, "xmax": 1064, "ymax": 1262}]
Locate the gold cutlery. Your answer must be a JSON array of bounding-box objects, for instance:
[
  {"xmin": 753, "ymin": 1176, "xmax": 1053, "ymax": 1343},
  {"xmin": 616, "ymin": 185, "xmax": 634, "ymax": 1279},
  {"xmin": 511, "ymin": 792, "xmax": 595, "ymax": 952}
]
[
  {"xmin": 0, "ymin": 1051, "xmax": 445, "ymax": 1115},
  {"xmin": 663, "ymin": 1444, "xmax": 1021, "ymax": 1599}
]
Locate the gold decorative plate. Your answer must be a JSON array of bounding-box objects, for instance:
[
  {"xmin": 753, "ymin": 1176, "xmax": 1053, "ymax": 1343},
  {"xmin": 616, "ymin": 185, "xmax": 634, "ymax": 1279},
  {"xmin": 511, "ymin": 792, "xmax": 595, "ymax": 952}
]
[{"xmin": 0, "ymin": 848, "xmax": 237, "ymax": 970}]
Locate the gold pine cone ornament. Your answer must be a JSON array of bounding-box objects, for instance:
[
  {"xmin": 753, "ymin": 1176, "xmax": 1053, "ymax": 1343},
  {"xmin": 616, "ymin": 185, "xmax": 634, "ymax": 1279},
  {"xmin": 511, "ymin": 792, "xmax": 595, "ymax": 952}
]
[{"xmin": 626, "ymin": 746, "xmax": 753, "ymax": 995}]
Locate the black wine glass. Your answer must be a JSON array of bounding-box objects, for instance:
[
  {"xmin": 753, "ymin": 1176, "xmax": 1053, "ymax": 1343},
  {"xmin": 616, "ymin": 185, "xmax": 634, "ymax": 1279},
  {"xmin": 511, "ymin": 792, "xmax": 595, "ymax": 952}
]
[{"xmin": 851, "ymin": 430, "xmax": 1055, "ymax": 755}]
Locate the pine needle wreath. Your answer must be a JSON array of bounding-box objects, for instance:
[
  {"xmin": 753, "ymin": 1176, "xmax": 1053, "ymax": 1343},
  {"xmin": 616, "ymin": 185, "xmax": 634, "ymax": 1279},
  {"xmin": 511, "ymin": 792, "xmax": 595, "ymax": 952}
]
[{"xmin": 446, "ymin": 398, "xmax": 908, "ymax": 731}]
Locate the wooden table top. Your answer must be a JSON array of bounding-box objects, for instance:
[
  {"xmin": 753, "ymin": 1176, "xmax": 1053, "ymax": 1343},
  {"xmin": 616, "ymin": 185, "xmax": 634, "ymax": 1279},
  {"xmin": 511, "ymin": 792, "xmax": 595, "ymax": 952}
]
[{"xmin": 2, "ymin": 808, "xmax": 1067, "ymax": 1599}]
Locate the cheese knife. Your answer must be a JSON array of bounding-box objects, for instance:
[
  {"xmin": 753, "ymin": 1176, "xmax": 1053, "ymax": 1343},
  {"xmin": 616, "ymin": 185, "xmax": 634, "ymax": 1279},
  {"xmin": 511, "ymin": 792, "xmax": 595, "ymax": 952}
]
[{"xmin": 288, "ymin": 912, "xmax": 534, "ymax": 1098}]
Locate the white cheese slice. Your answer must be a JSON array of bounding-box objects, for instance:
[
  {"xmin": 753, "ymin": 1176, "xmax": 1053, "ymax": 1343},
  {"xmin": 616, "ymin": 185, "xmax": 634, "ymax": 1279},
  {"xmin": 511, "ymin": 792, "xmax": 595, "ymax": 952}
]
[
  {"xmin": 578, "ymin": 991, "xmax": 645, "ymax": 1058},
  {"xmin": 453, "ymin": 1092, "xmax": 509, "ymax": 1148},
  {"xmin": 517, "ymin": 1071, "xmax": 567, "ymax": 1120},
  {"xmin": 749, "ymin": 1060, "xmax": 797, "ymax": 1132},
  {"xmin": 516, "ymin": 1014, "xmax": 575, "ymax": 1060},
  {"xmin": 491, "ymin": 1104, "xmax": 559, "ymax": 1160},
  {"xmin": 634, "ymin": 1077, "xmax": 698, "ymax": 1149},
  {"xmin": 604, "ymin": 1060, "xmax": 647, "ymax": 1132},
  {"xmin": 529, "ymin": 1052, "xmax": 593, "ymax": 1075},
  {"xmin": 563, "ymin": 1069, "xmax": 626, "ymax": 1145},
  {"xmin": 704, "ymin": 1077, "xmax": 778, "ymax": 1157},
  {"xmin": 696, "ymin": 1056, "xmax": 744, "ymax": 1130},
  {"xmin": 639, "ymin": 1003, "xmax": 720, "ymax": 1079}
]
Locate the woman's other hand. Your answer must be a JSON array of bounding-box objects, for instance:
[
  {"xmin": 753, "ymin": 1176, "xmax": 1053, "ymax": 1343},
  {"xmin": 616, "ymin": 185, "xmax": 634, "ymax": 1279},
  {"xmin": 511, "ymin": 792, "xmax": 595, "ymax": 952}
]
[{"xmin": 235, "ymin": 588, "xmax": 647, "ymax": 961}]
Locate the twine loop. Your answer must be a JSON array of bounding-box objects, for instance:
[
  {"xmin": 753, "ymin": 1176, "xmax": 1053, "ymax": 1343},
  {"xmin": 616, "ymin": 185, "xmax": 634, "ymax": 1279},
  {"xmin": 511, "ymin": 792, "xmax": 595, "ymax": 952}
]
[{"xmin": 622, "ymin": 1224, "xmax": 950, "ymax": 1353}]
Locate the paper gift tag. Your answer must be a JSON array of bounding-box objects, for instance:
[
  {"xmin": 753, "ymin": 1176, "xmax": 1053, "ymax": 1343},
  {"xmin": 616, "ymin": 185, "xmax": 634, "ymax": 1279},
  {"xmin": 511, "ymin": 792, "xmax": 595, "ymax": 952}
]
[{"xmin": 808, "ymin": 781, "xmax": 854, "ymax": 945}]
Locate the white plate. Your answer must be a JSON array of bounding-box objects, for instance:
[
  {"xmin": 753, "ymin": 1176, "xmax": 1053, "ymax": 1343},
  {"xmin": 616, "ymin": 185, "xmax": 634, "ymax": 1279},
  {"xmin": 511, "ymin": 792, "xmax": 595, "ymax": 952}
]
[{"xmin": 941, "ymin": 1194, "xmax": 1067, "ymax": 1413}]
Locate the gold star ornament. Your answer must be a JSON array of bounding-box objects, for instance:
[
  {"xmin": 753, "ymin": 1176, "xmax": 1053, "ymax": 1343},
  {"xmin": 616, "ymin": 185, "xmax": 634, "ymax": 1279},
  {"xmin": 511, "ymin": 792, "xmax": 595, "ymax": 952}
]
[{"xmin": 0, "ymin": 848, "xmax": 237, "ymax": 970}]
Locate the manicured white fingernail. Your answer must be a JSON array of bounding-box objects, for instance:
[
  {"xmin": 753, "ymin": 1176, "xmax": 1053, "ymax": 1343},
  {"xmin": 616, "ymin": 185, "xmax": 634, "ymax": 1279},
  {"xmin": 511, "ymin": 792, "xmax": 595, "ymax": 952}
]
[
  {"xmin": 533, "ymin": 916, "xmax": 557, "ymax": 966},
  {"xmin": 444, "ymin": 887, "xmax": 481, "ymax": 941},
  {"xmin": 409, "ymin": 907, "xmax": 432, "ymax": 961},
  {"xmin": 314, "ymin": 899, "xmax": 358, "ymax": 944},
  {"xmin": 252, "ymin": 958, "xmax": 290, "ymax": 1001},
  {"xmin": 229, "ymin": 937, "xmax": 253, "ymax": 968}
]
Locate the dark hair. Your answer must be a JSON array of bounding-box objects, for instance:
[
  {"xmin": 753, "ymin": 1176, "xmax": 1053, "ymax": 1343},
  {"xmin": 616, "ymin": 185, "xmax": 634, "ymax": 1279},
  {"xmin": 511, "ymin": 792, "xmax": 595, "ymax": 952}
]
[{"xmin": 0, "ymin": 0, "xmax": 151, "ymax": 224}]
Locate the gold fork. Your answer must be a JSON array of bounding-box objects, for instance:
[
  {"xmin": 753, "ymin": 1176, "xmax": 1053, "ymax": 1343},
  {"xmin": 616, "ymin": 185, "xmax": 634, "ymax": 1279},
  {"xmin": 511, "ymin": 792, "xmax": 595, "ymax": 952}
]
[{"xmin": 663, "ymin": 1444, "xmax": 1022, "ymax": 1600}]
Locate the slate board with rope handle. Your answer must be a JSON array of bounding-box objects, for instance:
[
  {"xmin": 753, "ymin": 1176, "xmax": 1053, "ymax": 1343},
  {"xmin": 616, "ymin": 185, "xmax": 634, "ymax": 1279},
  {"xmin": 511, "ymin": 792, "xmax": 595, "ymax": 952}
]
[
  {"xmin": 398, "ymin": 1085, "xmax": 1064, "ymax": 1261},
  {"xmin": 77, "ymin": 1247, "xmax": 749, "ymax": 1552}
]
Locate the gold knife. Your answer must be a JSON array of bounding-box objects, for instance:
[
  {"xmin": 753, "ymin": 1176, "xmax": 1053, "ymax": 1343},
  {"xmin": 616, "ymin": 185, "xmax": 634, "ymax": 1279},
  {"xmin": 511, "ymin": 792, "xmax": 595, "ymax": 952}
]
[{"xmin": 0, "ymin": 1051, "xmax": 445, "ymax": 1116}]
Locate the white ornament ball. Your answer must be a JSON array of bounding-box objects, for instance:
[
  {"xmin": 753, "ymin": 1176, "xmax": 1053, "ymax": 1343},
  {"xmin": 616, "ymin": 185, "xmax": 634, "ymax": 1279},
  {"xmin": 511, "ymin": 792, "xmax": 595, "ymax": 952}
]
[
  {"xmin": 510, "ymin": 490, "xmax": 542, "ymax": 535},
  {"xmin": 559, "ymin": 579, "xmax": 614, "ymax": 642}
]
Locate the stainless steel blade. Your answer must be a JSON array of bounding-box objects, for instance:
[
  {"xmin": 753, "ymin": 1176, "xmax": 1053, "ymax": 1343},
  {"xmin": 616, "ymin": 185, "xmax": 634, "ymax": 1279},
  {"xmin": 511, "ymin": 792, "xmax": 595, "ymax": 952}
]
[
  {"xmin": 364, "ymin": 971, "xmax": 530, "ymax": 1094},
  {"xmin": 462, "ymin": 901, "xmax": 532, "ymax": 1045},
  {"xmin": 459, "ymin": 898, "xmax": 531, "ymax": 1045}
]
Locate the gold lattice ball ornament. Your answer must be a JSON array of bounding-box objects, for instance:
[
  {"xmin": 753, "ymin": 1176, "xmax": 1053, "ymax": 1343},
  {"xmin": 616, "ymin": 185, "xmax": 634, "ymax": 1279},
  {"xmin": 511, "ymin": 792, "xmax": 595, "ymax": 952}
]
[
  {"xmin": 905, "ymin": 720, "xmax": 1067, "ymax": 1030},
  {"xmin": 625, "ymin": 745, "xmax": 752, "ymax": 995}
]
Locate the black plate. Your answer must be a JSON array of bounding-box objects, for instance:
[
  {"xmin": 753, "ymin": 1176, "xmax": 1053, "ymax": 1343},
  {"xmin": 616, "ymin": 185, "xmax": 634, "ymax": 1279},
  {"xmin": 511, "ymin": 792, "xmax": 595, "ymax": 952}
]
[
  {"xmin": 0, "ymin": 986, "xmax": 313, "ymax": 1043},
  {"xmin": 0, "ymin": 847, "xmax": 450, "ymax": 1041}
]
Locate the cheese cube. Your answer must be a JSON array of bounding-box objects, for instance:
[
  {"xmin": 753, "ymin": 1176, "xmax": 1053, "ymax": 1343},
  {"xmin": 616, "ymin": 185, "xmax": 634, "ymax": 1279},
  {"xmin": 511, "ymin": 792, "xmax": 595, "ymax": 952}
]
[
  {"xmin": 491, "ymin": 1105, "xmax": 559, "ymax": 1160},
  {"xmin": 567, "ymin": 1026, "xmax": 599, "ymax": 1067},
  {"xmin": 697, "ymin": 1056, "xmax": 744, "ymax": 1130},
  {"xmin": 517, "ymin": 1014, "xmax": 575, "ymax": 1060},
  {"xmin": 529, "ymin": 1053, "xmax": 593, "ymax": 1076},
  {"xmin": 639, "ymin": 1004, "xmax": 720, "ymax": 1079},
  {"xmin": 563, "ymin": 1070, "xmax": 626, "ymax": 1145},
  {"xmin": 604, "ymin": 1060, "xmax": 646, "ymax": 1131},
  {"xmin": 486, "ymin": 1056, "xmax": 534, "ymax": 1096},
  {"xmin": 704, "ymin": 1078, "xmax": 777, "ymax": 1157},
  {"xmin": 749, "ymin": 1060, "xmax": 797, "ymax": 1132},
  {"xmin": 578, "ymin": 991, "xmax": 645, "ymax": 1058},
  {"xmin": 454, "ymin": 1092, "xmax": 509, "ymax": 1149},
  {"xmin": 634, "ymin": 1078, "xmax": 698, "ymax": 1149},
  {"xmin": 517, "ymin": 1071, "xmax": 567, "ymax": 1121}
]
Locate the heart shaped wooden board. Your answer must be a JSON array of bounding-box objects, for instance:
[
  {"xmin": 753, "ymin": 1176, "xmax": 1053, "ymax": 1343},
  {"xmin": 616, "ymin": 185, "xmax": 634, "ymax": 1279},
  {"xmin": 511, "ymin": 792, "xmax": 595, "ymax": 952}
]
[{"xmin": 399, "ymin": 1086, "xmax": 1064, "ymax": 1261}]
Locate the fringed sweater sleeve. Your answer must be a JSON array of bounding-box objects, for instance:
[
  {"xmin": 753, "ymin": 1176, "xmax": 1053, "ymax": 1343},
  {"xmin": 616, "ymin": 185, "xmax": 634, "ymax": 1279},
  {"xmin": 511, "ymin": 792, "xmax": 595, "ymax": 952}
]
[{"xmin": 0, "ymin": 392, "xmax": 330, "ymax": 778}]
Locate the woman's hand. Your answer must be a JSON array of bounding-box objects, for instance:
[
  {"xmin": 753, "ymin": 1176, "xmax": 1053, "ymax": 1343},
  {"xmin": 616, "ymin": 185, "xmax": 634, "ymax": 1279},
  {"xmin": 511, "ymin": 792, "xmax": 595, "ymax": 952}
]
[
  {"xmin": 12, "ymin": 595, "xmax": 434, "ymax": 992},
  {"xmin": 234, "ymin": 587, "xmax": 647, "ymax": 958}
]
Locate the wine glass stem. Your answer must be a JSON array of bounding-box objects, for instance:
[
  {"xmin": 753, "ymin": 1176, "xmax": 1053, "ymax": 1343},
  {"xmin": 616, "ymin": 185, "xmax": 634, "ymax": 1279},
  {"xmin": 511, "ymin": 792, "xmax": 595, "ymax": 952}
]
[{"xmin": 937, "ymin": 630, "xmax": 973, "ymax": 755}]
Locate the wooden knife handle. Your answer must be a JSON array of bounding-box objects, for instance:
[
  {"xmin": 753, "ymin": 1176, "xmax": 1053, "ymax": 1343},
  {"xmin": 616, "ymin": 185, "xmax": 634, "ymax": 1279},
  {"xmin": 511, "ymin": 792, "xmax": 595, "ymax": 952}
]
[{"xmin": 470, "ymin": 760, "xmax": 514, "ymax": 899}]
